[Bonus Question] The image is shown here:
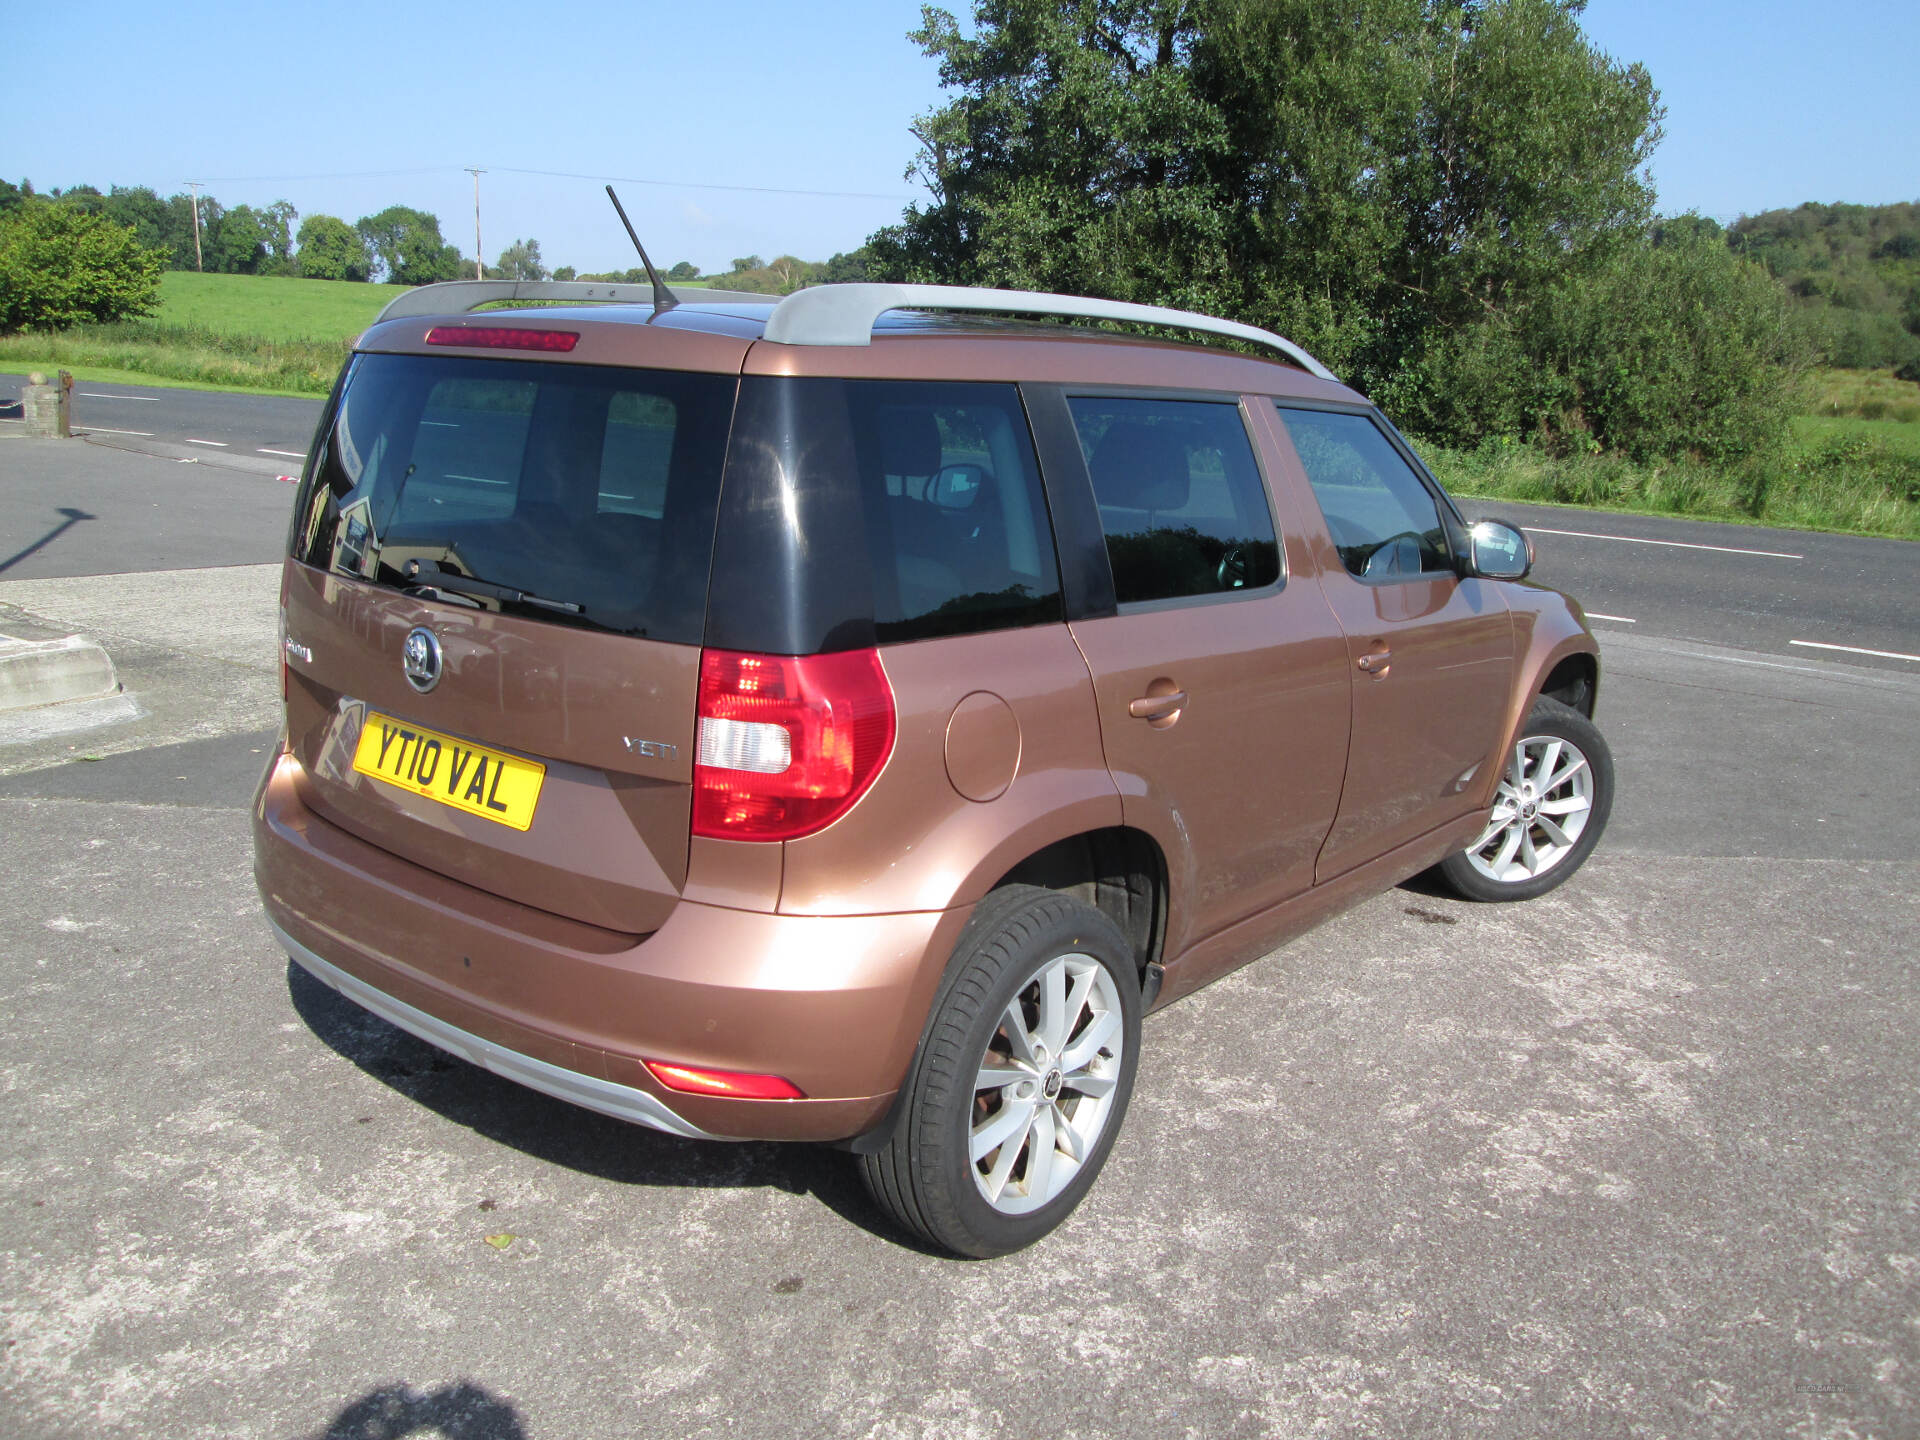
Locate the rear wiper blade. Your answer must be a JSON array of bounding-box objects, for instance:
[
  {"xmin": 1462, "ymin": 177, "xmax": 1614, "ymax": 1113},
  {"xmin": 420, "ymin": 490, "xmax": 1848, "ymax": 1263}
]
[{"xmin": 403, "ymin": 559, "xmax": 584, "ymax": 615}]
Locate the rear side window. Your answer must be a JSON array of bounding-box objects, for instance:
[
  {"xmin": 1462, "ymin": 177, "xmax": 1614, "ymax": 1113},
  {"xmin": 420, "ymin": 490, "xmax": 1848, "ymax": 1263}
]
[
  {"xmin": 1067, "ymin": 396, "xmax": 1280, "ymax": 604},
  {"xmin": 293, "ymin": 354, "xmax": 734, "ymax": 643},
  {"xmin": 848, "ymin": 382, "xmax": 1061, "ymax": 642},
  {"xmin": 1275, "ymin": 407, "xmax": 1451, "ymax": 580},
  {"xmin": 702, "ymin": 378, "xmax": 1062, "ymax": 655}
]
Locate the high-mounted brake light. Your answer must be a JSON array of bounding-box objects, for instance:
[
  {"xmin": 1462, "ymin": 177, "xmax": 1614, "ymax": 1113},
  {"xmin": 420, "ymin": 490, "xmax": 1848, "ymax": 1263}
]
[
  {"xmin": 423, "ymin": 326, "xmax": 580, "ymax": 352},
  {"xmin": 644, "ymin": 1061, "xmax": 806, "ymax": 1101},
  {"xmin": 692, "ymin": 648, "xmax": 896, "ymax": 842}
]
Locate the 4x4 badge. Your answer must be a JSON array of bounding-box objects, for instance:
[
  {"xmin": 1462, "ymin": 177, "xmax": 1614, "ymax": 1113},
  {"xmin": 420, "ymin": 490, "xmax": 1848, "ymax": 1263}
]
[{"xmin": 402, "ymin": 627, "xmax": 442, "ymax": 693}]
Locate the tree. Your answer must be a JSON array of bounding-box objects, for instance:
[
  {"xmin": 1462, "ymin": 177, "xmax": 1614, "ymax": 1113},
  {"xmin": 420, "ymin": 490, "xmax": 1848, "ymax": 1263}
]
[
  {"xmin": 0, "ymin": 178, "xmax": 30, "ymax": 216},
  {"xmin": 215, "ymin": 203, "xmax": 268, "ymax": 274},
  {"xmin": 356, "ymin": 205, "xmax": 462, "ymax": 284},
  {"xmin": 1399, "ymin": 219, "xmax": 1806, "ymax": 460},
  {"xmin": 296, "ymin": 214, "xmax": 371, "ymax": 281},
  {"xmin": 866, "ymin": 0, "xmax": 1775, "ymax": 460},
  {"xmin": 98, "ymin": 187, "xmax": 175, "ymax": 258},
  {"xmin": 731, "ymin": 254, "xmax": 765, "ymax": 273},
  {"xmin": 823, "ymin": 247, "xmax": 874, "ymax": 283},
  {"xmin": 491, "ymin": 237, "xmax": 547, "ymax": 281},
  {"xmin": 263, "ymin": 200, "xmax": 298, "ymax": 275},
  {"xmin": 0, "ymin": 200, "xmax": 165, "ymax": 332},
  {"xmin": 1729, "ymin": 200, "xmax": 1920, "ymax": 370},
  {"xmin": 667, "ymin": 260, "xmax": 700, "ymax": 281}
]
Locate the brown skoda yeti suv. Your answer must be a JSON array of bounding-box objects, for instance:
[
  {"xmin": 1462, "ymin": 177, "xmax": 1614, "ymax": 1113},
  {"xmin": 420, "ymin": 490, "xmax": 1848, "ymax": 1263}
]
[{"xmin": 255, "ymin": 279, "xmax": 1613, "ymax": 1257}]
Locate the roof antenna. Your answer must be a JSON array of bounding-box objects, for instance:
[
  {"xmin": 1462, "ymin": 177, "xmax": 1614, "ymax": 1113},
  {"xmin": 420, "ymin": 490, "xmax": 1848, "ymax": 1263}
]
[{"xmin": 605, "ymin": 185, "xmax": 676, "ymax": 313}]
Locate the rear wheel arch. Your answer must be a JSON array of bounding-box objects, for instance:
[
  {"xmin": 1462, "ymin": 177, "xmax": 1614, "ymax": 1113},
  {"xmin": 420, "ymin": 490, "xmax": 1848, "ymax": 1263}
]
[
  {"xmin": 994, "ymin": 827, "xmax": 1168, "ymax": 988},
  {"xmin": 846, "ymin": 826, "xmax": 1167, "ymax": 1159}
]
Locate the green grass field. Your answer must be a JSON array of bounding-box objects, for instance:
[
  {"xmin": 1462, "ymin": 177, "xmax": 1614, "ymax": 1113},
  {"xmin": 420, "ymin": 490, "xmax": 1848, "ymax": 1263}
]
[
  {"xmin": 1806, "ymin": 367, "xmax": 1920, "ymax": 424},
  {"xmin": 154, "ymin": 270, "xmax": 396, "ymax": 340},
  {"xmin": 1429, "ymin": 415, "xmax": 1920, "ymax": 541},
  {"xmin": 1791, "ymin": 412, "xmax": 1920, "ymax": 458}
]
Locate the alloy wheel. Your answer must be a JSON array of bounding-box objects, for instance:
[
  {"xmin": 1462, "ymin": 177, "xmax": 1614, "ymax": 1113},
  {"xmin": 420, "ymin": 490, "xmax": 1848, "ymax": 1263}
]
[
  {"xmin": 1465, "ymin": 733, "xmax": 1596, "ymax": 884},
  {"xmin": 969, "ymin": 953, "xmax": 1125, "ymax": 1215}
]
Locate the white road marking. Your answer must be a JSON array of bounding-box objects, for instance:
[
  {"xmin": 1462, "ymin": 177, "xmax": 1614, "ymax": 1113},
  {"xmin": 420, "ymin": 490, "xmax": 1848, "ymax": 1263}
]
[
  {"xmin": 257, "ymin": 447, "xmax": 306, "ymax": 459},
  {"xmin": 184, "ymin": 438, "xmax": 228, "ymax": 448},
  {"xmin": 1526, "ymin": 525, "xmax": 1802, "ymax": 560},
  {"xmin": 1790, "ymin": 639, "xmax": 1920, "ymax": 664},
  {"xmin": 77, "ymin": 392, "xmax": 159, "ymax": 401},
  {"xmin": 1584, "ymin": 612, "xmax": 1636, "ymax": 623},
  {"xmin": 81, "ymin": 426, "xmax": 154, "ymax": 437}
]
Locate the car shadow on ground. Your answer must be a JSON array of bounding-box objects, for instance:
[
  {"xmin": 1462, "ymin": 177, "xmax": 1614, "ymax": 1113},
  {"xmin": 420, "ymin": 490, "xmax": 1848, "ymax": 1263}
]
[
  {"xmin": 285, "ymin": 960, "xmax": 943, "ymax": 1255},
  {"xmin": 300, "ymin": 1381, "xmax": 526, "ymax": 1440}
]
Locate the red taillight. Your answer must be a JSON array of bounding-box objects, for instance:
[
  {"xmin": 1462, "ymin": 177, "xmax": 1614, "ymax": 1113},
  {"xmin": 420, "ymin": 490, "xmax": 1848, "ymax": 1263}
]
[
  {"xmin": 423, "ymin": 326, "xmax": 579, "ymax": 352},
  {"xmin": 691, "ymin": 648, "xmax": 896, "ymax": 842},
  {"xmin": 644, "ymin": 1061, "xmax": 805, "ymax": 1100}
]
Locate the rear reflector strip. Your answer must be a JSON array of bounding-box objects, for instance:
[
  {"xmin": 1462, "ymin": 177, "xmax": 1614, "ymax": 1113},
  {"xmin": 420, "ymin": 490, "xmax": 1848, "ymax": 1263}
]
[
  {"xmin": 423, "ymin": 326, "xmax": 580, "ymax": 352},
  {"xmin": 643, "ymin": 1061, "xmax": 806, "ymax": 1101}
]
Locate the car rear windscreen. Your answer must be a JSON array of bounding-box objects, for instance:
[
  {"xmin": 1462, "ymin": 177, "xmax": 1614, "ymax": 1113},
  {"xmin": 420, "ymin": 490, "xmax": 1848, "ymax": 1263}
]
[{"xmin": 292, "ymin": 353, "xmax": 736, "ymax": 644}]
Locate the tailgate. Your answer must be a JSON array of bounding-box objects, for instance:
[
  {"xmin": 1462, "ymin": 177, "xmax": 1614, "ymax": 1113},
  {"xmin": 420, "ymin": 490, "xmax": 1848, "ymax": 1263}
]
[{"xmin": 282, "ymin": 563, "xmax": 695, "ymax": 934}]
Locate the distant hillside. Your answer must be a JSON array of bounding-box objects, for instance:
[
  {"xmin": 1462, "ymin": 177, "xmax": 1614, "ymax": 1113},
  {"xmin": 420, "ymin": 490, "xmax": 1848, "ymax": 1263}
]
[{"xmin": 1729, "ymin": 201, "xmax": 1920, "ymax": 376}]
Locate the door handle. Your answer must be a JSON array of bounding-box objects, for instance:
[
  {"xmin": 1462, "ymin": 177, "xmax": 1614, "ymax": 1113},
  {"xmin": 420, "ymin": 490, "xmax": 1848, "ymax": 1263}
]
[
  {"xmin": 1356, "ymin": 648, "xmax": 1392, "ymax": 677},
  {"xmin": 1128, "ymin": 689, "xmax": 1188, "ymax": 727}
]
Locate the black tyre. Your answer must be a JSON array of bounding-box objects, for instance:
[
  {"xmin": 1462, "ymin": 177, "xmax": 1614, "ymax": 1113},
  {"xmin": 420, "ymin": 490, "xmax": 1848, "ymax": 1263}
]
[
  {"xmin": 1438, "ymin": 696, "xmax": 1614, "ymax": 903},
  {"xmin": 858, "ymin": 885, "xmax": 1141, "ymax": 1258}
]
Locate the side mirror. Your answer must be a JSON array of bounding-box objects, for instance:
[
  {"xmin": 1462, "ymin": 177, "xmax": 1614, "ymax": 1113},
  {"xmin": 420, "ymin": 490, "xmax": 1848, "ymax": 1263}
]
[{"xmin": 1466, "ymin": 520, "xmax": 1532, "ymax": 580}]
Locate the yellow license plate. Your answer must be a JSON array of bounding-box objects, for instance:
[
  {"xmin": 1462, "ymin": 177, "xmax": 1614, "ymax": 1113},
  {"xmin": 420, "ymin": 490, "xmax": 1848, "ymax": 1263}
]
[{"xmin": 351, "ymin": 712, "xmax": 545, "ymax": 831}]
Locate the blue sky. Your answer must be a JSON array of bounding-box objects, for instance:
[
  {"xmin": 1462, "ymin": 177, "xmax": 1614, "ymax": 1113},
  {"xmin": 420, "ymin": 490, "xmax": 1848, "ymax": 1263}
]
[{"xmin": 5, "ymin": 1, "xmax": 1915, "ymax": 276}]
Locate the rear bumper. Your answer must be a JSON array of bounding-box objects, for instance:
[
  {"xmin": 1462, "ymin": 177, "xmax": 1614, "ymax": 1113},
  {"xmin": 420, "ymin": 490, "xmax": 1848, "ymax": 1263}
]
[
  {"xmin": 274, "ymin": 918, "xmax": 718, "ymax": 1140},
  {"xmin": 254, "ymin": 750, "xmax": 968, "ymax": 1142}
]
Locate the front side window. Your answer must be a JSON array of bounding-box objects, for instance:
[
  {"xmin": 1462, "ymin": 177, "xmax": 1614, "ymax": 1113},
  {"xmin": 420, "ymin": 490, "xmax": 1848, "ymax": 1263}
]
[
  {"xmin": 1067, "ymin": 396, "xmax": 1281, "ymax": 605},
  {"xmin": 1275, "ymin": 407, "xmax": 1451, "ymax": 580},
  {"xmin": 293, "ymin": 354, "xmax": 734, "ymax": 643}
]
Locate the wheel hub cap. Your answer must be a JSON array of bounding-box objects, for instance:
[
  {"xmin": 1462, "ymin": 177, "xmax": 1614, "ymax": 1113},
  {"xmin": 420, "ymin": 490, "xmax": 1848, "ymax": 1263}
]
[{"xmin": 1042, "ymin": 1069, "xmax": 1063, "ymax": 1100}]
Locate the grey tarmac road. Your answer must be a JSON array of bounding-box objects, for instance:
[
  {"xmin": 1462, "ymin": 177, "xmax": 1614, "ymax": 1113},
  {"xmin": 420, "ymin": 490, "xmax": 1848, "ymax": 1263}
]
[
  {"xmin": 0, "ymin": 371, "xmax": 324, "ymax": 478},
  {"xmin": 0, "ymin": 435, "xmax": 1916, "ymax": 1439}
]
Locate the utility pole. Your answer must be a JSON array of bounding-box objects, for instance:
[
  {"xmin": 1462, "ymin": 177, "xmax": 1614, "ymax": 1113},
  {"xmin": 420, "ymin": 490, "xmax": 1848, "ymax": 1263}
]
[
  {"xmin": 466, "ymin": 168, "xmax": 486, "ymax": 280},
  {"xmin": 186, "ymin": 180, "xmax": 204, "ymax": 272}
]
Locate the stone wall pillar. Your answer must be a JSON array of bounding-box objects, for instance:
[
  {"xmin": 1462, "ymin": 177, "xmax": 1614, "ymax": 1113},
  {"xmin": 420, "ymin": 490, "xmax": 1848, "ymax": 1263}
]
[{"xmin": 21, "ymin": 370, "xmax": 72, "ymax": 438}]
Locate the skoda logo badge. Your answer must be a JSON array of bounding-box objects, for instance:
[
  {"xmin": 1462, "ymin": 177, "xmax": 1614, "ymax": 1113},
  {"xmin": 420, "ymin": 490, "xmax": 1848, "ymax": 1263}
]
[{"xmin": 402, "ymin": 627, "xmax": 443, "ymax": 693}]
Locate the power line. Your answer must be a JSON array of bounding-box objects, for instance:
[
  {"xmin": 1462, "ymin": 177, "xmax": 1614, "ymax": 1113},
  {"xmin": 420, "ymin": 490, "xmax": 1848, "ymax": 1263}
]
[
  {"xmin": 488, "ymin": 165, "xmax": 915, "ymax": 202},
  {"xmin": 181, "ymin": 163, "xmax": 916, "ymax": 203}
]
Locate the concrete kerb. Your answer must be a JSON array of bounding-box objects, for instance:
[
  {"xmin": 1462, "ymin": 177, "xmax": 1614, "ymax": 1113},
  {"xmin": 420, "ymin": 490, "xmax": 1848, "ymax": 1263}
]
[{"xmin": 0, "ymin": 632, "xmax": 122, "ymax": 712}]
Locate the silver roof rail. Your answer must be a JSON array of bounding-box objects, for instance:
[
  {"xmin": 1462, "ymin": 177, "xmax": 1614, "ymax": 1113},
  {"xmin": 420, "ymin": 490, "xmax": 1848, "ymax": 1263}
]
[
  {"xmin": 761, "ymin": 283, "xmax": 1337, "ymax": 380},
  {"xmin": 371, "ymin": 279, "xmax": 775, "ymax": 325}
]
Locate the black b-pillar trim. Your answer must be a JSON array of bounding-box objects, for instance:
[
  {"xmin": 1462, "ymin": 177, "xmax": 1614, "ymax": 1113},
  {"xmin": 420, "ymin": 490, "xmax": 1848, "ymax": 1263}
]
[{"xmin": 1020, "ymin": 384, "xmax": 1117, "ymax": 622}]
